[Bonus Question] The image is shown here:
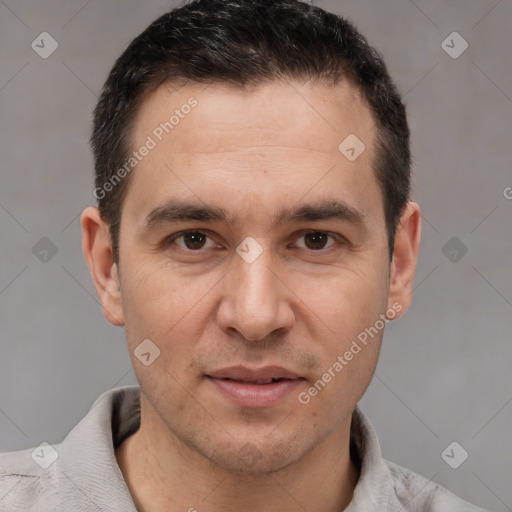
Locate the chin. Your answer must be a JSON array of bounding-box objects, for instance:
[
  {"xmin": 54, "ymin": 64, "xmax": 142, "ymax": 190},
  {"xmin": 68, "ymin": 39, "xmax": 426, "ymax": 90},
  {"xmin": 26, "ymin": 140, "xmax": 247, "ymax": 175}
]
[{"xmin": 193, "ymin": 430, "xmax": 316, "ymax": 476}]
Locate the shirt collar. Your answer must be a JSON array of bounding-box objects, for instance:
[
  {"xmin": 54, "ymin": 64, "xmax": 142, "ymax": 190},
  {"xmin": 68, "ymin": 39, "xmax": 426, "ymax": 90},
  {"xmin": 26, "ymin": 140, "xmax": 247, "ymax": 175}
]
[
  {"xmin": 56, "ymin": 385, "xmax": 140, "ymax": 511},
  {"xmin": 346, "ymin": 401, "xmax": 404, "ymax": 511},
  {"xmin": 56, "ymin": 385, "xmax": 402, "ymax": 511}
]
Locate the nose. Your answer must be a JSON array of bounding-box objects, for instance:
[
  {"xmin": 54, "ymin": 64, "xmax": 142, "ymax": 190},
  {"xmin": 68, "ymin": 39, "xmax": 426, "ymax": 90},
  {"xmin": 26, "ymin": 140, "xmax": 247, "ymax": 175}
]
[{"xmin": 216, "ymin": 245, "xmax": 295, "ymax": 342}]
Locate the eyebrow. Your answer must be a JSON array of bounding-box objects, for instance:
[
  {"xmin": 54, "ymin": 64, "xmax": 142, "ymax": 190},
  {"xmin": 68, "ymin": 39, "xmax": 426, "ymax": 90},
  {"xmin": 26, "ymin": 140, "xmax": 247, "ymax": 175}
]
[{"xmin": 142, "ymin": 198, "xmax": 366, "ymax": 232}]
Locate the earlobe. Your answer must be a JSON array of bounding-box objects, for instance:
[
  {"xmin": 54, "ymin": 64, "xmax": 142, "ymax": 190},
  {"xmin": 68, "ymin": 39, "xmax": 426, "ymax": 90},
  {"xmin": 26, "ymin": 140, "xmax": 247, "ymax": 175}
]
[
  {"xmin": 387, "ymin": 201, "xmax": 421, "ymax": 318},
  {"xmin": 80, "ymin": 207, "xmax": 125, "ymax": 326}
]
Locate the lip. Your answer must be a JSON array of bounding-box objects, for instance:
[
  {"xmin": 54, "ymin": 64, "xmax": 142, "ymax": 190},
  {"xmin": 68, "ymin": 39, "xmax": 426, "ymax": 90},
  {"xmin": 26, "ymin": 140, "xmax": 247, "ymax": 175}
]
[
  {"xmin": 208, "ymin": 365, "xmax": 301, "ymax": 382},
  {"xmin": 206, "ymin": 366, "xmax": 305, "ymax": 408}
]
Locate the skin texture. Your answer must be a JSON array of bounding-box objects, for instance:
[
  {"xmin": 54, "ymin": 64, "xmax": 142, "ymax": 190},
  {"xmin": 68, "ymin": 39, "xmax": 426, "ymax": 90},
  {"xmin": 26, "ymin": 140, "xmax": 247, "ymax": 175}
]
[{"xmin": 81, "ymin": 80, "xmax": 421, "ymax": 512}]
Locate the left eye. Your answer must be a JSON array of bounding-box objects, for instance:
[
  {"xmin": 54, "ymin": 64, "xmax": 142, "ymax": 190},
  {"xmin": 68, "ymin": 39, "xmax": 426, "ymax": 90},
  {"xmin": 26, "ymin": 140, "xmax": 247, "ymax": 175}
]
[{"xmin": 295, "ymin": 231, "xmax": 337, "ymax": 251}]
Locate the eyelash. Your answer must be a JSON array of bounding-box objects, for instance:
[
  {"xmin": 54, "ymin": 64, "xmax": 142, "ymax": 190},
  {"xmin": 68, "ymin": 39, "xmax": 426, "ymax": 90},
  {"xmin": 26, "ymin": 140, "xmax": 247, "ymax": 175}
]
[{"xmin": 162, "ymin": 230, "xmax": 346, "ymax": 253}]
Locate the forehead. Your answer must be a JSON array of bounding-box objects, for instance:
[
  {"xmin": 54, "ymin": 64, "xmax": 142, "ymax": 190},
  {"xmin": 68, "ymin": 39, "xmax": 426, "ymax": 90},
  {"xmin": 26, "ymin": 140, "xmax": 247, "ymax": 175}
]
[
  {"xmin": 125, "ymin": 79, "xmax": 382, "ymax": 230},
  {"xmin": 133, "ymin": 79, "xmax": 375, "ymax": 154}
]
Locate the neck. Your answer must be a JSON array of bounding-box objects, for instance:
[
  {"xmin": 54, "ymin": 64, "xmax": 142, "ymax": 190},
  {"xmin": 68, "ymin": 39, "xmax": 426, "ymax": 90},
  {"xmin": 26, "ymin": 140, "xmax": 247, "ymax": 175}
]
[{"xmin": 115, "ymin": 400, "xmax": 360, "ymax": 512}]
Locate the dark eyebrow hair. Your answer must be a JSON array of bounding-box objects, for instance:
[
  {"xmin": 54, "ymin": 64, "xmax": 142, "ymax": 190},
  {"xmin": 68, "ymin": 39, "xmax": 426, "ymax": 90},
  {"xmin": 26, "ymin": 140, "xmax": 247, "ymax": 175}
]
[{"xmin": 142, "ymin": 198, "xmax": 366, "ymax": 232}]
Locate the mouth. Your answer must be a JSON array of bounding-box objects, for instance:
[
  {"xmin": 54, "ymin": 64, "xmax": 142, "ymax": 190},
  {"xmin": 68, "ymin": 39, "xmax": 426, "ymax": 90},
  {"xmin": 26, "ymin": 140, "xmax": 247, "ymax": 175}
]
[
  {"xmin": 206, "ymin": 366, "xmax": 305, "ymax": 407},
  {"xmin": 213, "ymin": 377, "xmax": 293, "ymax": 384},
  {"xmin": 207, "ymin": 365, "xmax": 302, "ymax": 381}
]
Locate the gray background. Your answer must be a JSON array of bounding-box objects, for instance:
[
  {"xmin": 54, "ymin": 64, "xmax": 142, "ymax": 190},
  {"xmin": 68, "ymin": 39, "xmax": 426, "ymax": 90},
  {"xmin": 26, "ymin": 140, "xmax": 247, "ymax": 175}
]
[{"xmin": 1, "ymin": 0, "xmax": 511, "ymax": 510}]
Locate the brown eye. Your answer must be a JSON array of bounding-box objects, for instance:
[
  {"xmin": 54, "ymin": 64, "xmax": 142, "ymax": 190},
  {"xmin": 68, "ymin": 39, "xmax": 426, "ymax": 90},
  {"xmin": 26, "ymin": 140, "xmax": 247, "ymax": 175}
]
[
  {"xmin": 167, "ymin": 231, "xmax": 217, "ymax": 251},
  {"xmin": 181, "ymin": 232, "xmax": 207, "ymax": 250},
  {"xmin": 298, "ymin": 231, "xmax": 336, "ymax": 251},
  {"xmin": 304, "ymin": 232, "xmax": 328, "ymax": 250}
]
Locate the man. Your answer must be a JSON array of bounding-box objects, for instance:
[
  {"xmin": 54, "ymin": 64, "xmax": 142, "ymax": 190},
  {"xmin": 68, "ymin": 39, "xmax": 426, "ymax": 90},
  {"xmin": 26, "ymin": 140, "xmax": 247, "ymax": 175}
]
[{"xmin": 0, "ymin": 0, "xmax": 488, "ymax": 510}]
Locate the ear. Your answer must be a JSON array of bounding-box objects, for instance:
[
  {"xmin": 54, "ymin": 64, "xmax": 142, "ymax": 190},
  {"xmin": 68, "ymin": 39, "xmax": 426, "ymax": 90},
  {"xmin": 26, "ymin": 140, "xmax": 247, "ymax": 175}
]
[
  {"xmin": 387, "ymin": 201, "xmax": 421, "ymax": 319},
  {"xmin": 81, "ymin": 206, "xmax": 125, "ymax": 326}
]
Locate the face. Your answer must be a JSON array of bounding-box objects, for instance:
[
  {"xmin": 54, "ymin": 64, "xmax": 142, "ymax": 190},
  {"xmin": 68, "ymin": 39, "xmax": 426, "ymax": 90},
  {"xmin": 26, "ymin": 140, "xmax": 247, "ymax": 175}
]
[{"xmin": 84, "ymin": 79, "xmax": 418, "ymax": 474}]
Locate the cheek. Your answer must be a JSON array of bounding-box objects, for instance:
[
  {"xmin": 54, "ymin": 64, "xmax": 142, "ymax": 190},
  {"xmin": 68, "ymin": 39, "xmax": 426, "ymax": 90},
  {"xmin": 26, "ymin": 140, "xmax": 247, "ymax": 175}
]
[
  {"xmin": 298, "ymin": 333, "xmax": 382, "ymax": 429},
  {"xmin": 291, "ymin": 262, "xmax": 387, "ymax": 406},
  {"xmin": 120, "ymin": 260, "xmax": 221, "ymax": 391},
  {"xmin": 121, "ymin": 258, "xmax": 217, "ymax": 338},
  {"xmin": 293, "ymin": 258, "xmax": 389, "ymax": 336}
]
